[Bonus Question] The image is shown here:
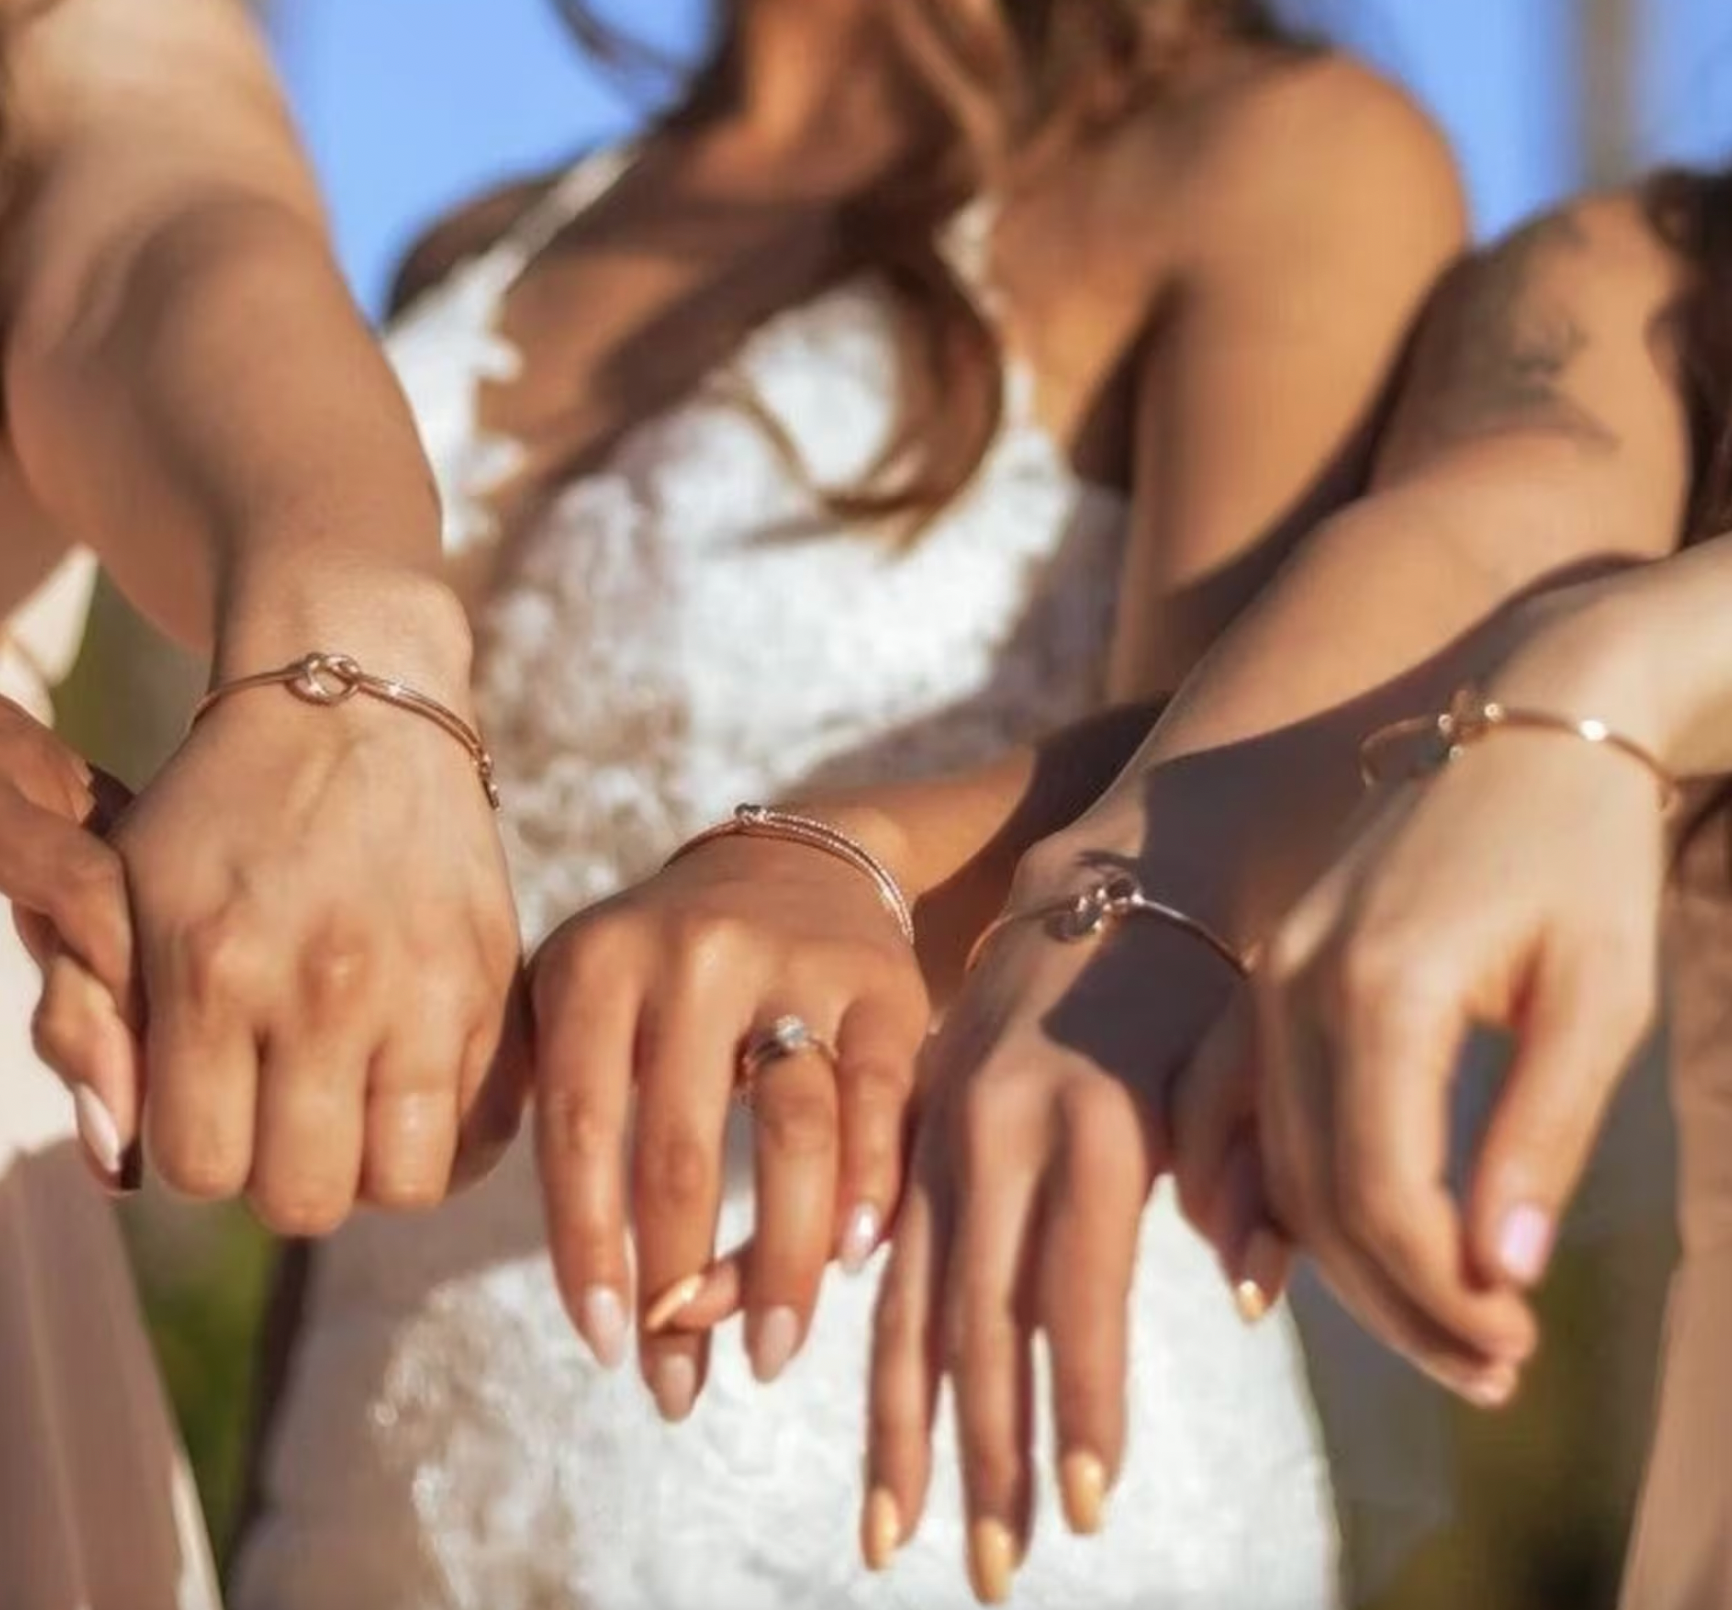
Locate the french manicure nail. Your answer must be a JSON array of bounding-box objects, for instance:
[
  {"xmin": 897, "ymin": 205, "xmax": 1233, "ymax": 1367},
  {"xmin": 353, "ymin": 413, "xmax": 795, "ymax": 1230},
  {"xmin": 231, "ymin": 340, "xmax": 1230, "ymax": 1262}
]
[
  {"xmin": 749, "ymin": 1305, "xmax": 800, "ymax": 1383},
  {"xmin": 862, "ymin": 1486, "xmax": 902, "ymax": 1571},
  {"xmin": 1497, "ymin": 1203, "xmax": 1555, "ymax": 1287},
  {"xmin": 839, "ymin": 1203, "xmax": 883, "ymax": 1275},
  {"xmin": 649, "ymin": 1354, "xmax": 697, "ymax": 1421},
  {"xmin": 579, "ymin": 1287, "xmax": 628, "ymax": 1369},
  {"xmin": 968, "ymin": 1519, "xmax": 1019, "ymax": 1604},
  {"xmin": 1059, "ymin": 1450, "xmax": 1109, "ymax": 1535},
  {"xmin": 72, "ymin": 1084, "xmax": 122, "ymax": 1179},
  {"xmin": 643, "ymin": 1273, "xmax": 706, "ymax": 1335}
]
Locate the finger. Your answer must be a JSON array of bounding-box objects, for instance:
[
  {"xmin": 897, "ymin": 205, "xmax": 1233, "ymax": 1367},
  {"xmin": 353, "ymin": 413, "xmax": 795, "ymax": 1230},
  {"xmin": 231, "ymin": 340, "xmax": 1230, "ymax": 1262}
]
[
  {"xmin": 1469, "ymin": 944, "xmax": 1657, "ymax": 1290},
  {"xmin": 0, "ymin": 788, "xmax": 133, "ymax": 992},
  {"xmin": 1169, "ymin": 994, "xmax": 1257, "ymax": 1241},
  {"xmin": 865, "ymin": 1176, "xmax": 945, "ymax": 1572},
  {"xmin": 249, "ymin": 1030, "xmax": 370, "ymax": 1237},
  {"xmin": 535, "ymin": 956, "xmax": 638, "ymax": 1372},
  {"xmin": 362, "ymin": 1025, "xmax": 466, "ymax": 1212},
  {"xmin": 1208, "ymin": 1129, "xmax": 1291, "ymax": 1323},
  {"xmin": 646, "ymin": 1249, "xmax": 744, "ymax": 1332},
  {"xmin": 451, "ymin": 970, "xmax": 532, "ymax": 1192},
  {"xmin": 834, "ymin": 996, "xmax": 920, "ymax": 1274},
  {"xmin": 632, "ymin": 995, "xmax": 736, "ymax": 1422},
  {"xmin": 744, "ymin": 1019, "xmax": 841, "ymax": 1383},
  {"xmin": 946, "ymin": 1112, "xmax": 1040, "ymax": 1603},
  {"xmin": 1039, "ymin": 1083, "xmax": 1148, "ymax": 1537},
  {"xmin": 1327, "ymin": 955, "xmax": 1537, "ymax": 1365},
  {"xmin": 82, "ymin": 764, "xmax": 135, "ymax": 837},
  {"xmin": 141, "ymin": 926, "xmax": 268, "ymax": 1203},
  {"xmin": 32, "ymin": 948, "xmax": 144, "ymax": 1192}
]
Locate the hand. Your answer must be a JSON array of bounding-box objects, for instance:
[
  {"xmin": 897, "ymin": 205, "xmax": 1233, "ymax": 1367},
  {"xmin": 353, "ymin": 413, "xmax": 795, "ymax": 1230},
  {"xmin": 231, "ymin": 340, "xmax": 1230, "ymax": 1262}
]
[
  {"xmin": 0, "ymin": 694, "xmax": 141, "ymax": 1187},
  {"xmin": 529, "ymin": 827, "xmax": 927, "ymax": 1419},
  {"xmin": 1199, "ymin": 667, "xmax": 1668, "ymax": 1407},
  {"xmin": 113, "ymin": 632, "xmax": 526, "ymax": 1234},
  {"xmin": 862, "ymin": 844, "xmax": 1265, "ymax": 1603}
]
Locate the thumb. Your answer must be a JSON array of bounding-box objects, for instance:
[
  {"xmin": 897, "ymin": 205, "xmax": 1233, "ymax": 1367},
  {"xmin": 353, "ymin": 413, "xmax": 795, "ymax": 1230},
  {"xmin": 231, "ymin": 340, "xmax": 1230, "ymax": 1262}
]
[{"xmin": 1467, "ymin": 942, "xmax": 1658, "ymax": 1290}]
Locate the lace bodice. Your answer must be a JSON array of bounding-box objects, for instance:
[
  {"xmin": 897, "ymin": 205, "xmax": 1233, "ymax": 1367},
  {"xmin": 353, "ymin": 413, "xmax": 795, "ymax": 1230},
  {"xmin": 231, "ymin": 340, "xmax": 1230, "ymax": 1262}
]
[{"xmin": 232, "ymin": 149, "xmax": 1339, "ymax": 1610}]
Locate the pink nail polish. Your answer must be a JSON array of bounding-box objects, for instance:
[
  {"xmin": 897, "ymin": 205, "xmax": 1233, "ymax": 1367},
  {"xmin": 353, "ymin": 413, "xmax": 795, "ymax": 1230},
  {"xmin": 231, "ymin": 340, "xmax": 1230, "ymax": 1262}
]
[{"xmin": 1497, "ymin": 1204, "xmax": 1555, "ymax": 1287}]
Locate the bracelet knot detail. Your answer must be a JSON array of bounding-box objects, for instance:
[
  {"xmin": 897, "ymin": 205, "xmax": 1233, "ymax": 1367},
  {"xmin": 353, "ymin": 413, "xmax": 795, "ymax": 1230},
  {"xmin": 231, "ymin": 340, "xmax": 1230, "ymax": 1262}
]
[
  {"xmin": 1359, "ymin": 686, "xmax": 1676, "ymax": 810},
  {"xmin": 192, "ymin": 650, "xmax": 500, "ymax": 809}
]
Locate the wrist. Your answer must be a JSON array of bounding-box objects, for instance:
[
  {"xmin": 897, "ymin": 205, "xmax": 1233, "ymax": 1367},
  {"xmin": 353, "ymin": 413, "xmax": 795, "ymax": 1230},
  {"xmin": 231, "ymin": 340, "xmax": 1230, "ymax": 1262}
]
[{"xmin": 214, "ymin": 562, "xmax": 475, "ymax": 712}]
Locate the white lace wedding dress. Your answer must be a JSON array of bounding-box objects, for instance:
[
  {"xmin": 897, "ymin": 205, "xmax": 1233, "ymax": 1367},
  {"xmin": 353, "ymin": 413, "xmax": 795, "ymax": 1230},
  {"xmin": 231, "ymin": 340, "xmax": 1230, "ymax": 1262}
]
[{"xmin": 230, "ymin": 151, "xmax": 1340, "ymax": 1610}]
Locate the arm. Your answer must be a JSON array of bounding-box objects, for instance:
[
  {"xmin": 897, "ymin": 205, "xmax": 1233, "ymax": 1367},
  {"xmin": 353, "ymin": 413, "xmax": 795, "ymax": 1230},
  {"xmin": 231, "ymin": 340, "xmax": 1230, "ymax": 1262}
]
[
  {"xmin": 0, "ymin": 0, "xmax": 463, "ymax": 681},
  {"xmin": 1110, "ymin": 56, "xmax": 1467, "ymax": 696},
  {"xmin": 860, "ymin": 184, "xmax": 1702, "ymax": 1586},
  {"xmin": 1, "ymin": 0, "xmax": 526, "ymax": 1230}
]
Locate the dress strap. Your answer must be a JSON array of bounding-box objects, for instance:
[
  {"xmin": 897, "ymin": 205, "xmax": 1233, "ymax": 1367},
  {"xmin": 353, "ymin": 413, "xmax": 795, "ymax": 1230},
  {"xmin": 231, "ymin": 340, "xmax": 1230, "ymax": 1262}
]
[{"xmin": 485, "ymin": 141, "xmax": 643, "ymax": 289}]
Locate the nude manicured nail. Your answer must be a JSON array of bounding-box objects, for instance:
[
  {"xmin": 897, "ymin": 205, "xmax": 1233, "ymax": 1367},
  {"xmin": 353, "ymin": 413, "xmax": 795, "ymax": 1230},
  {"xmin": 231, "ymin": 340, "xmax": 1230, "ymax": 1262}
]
[
  {"xmin": 749, "ymin": 1305, "xmax": 800, "ymax": 1383},
  {"xmin": 1497, "ymin": 1203, "xmax": 1555, "ymax": 1287},
  {"xmin": 643, "ymin": 1273, "xmax": 706, "ymax": 1335},
  {"xmin": 72, "ymin": 1084, "xmax": 122, "ymax": 1179},
  {"xmin": 649, "ymin": 1354, "xmax": 697, "ymax": 1421},
  {"xmin": 861, "ymin": 1486, "xmax": 902, "ymax": 1571},
  {"xmin": 839, "ymin": 1203, "xmax": 883, "ymax": 1274},
  {"xmin": 579, "ymin": 1287, "xmax": 627, "ymax": 1369},
  {"xmin": 1234, "ymin": 1227, "xmax": 1286, "ymax": 1324},
  {"xmin": 1059, "ymin": 1450, "xmax": 1109, "ymax": 1534},
  {"xmin": 1463, "ymin": 1362, "xmax": 1520, "ymax": 1410},
  {"xmin": 967, "ymin": 1518, "xmax": 1019, "ymax": 1604}
]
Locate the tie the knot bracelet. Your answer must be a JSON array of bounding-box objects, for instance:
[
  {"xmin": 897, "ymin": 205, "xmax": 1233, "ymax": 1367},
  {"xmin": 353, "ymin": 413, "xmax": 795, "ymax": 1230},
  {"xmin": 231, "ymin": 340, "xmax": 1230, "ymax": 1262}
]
[
  {"xmin": 666, "ymin": 805, "xmax": 916, "ymax": 945},
  {"xmin": 191, "ymin": 651, "xmax": 501, "ymax": 809},
  {"xmin": 966, "ymin": 871, "xmax": 1248, "ymax": 978},
  {"xmin": 1359, "ymin": 686, "xmax": 1677, "ymax": 811}
]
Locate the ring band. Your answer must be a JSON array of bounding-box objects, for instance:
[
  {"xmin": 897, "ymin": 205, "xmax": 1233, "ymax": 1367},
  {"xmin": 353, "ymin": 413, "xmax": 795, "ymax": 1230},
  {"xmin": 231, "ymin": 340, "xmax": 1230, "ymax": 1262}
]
[{"xmin": 735, "ymin": 1014, "xmax": 838, "ymax": 1111}]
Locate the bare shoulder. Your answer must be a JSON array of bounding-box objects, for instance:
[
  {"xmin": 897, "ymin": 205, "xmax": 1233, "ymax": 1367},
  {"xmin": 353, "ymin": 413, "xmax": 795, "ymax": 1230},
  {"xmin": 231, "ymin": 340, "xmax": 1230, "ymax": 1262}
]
[{"xmin": 1176, "ymin": 50, "xmax": 1466, "ymax": 244}]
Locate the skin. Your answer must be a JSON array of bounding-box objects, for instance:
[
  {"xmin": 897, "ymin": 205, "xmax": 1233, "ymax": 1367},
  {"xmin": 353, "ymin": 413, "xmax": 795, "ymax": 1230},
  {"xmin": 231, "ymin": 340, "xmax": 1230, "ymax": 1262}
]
[
  {"xmin": 0, "ymin": 0, "xmax": 526, "ymax": 1221},
  {"xmin": 860, "ymin": 183, "xmax": 1700, "ymax": 1597},
  {"xmin": 511, "ymin": 7, "xmax": 1465, "ymax": 1592}
]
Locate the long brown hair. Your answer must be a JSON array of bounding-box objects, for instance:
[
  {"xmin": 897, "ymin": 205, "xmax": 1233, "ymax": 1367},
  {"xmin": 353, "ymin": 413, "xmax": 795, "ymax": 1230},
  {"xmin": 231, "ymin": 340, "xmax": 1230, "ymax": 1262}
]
[
  {"xmin": 1645, "ymin": 165, "xmax": 1732, "ymax": 843},
  {"xmin": 547, "ymin": 0, "xmax": 1296, "ymax": 532}
]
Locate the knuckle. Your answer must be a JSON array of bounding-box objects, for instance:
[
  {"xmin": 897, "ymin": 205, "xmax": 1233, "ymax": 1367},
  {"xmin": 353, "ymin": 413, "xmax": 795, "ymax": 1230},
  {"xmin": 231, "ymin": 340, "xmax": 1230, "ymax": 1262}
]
[
  {"xmin": 635, "ymin": 1123, "xmax": 715, "ymax": 1211},
  {"xmin": 538, "ymin": 1087, "xmax": 618, "ymax": 1169},
  {"xmin": 181, "ymin": 913, "xmax": 271, "ymax": 1006},
  {"xmin": 297, "ymin": 935, "xmax": 374, "ymax": 1020}
]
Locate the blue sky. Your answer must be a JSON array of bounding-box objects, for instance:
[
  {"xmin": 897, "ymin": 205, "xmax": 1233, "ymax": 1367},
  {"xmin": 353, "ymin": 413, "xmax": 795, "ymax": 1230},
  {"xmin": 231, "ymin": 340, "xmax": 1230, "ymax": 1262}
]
[{"xmin": 263, "ymin": 0, "xmax": 1732, "ymax": 318}]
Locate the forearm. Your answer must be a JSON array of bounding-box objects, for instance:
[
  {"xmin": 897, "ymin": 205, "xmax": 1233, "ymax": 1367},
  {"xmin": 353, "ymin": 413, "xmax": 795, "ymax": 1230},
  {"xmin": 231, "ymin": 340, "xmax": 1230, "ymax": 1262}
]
[
  {"xmin": 5, "ymin": 196, "xmax": 464, "ymax": 682},
  {"xmin": 0, "ymin": 0, "xmax": 467, "ymax": 696},
  {"xmin": 790, "ymin": 704, "xmax": 1161, "ymax": 992}
]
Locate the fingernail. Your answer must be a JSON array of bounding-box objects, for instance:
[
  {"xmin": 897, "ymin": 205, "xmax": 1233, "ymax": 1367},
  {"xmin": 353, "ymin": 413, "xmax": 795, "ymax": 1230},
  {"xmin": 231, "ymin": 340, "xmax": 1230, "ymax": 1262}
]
[
  {"xmin": 1463, "ymin": 1362, "xmax": 1520, "ymax": 1410},
  {"xmin": 839, "ymin": 1203, "xmax": 883, "ymax": 1275},
  {"xmin": 643, "ymin": 1273, "xmax": 706, "ymax": 1335},
  {"xmin": 1059, "ymin": 1449, "xmax": 1109, "ymax": 1534},
  {"xmin": 749, "ymin": 1305, "xmax": 800, "ymax": 1383},
  {"xmin": 116, "ymin": 1140, "xmax": 144, "ymax": 1195},
  {"xmin": 72, "ymin": 1084, "xmax": 122, "ymax": 1179},
  {"xmin": 1233, "ymin": 1227, "xmax": 1285, "ymax": 1324},
  {"xmin": 1497, "ymin": 1203, "xmax": 1555, "ymax": 1287},
  {"xmin": 579, "ymin": 1287, "xmax": 628, "ymax": 1369},
  {"xmin": 649, "ymin": 1354, "xmax": 697, "ymax": 1421},
  {"xmin": 967, "ymin": 1518, "xmax": 1018, "ymax": 1604},
  {"xmin": 862, "ymin": 1486, "xmax": 902, "ymax": 1571}
]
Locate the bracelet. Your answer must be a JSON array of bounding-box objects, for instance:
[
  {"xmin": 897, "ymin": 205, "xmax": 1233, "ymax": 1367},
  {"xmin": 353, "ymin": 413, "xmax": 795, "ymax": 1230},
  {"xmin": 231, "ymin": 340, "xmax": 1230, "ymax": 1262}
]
[
  {"xmin": 966, "ymin": 872, "xmax": 1248, "ymax": 978},
  {"xmin": 191, "ymin": 651, "xmax": 501, "ymax": 809},
  {"xmin": 665, "ymin": 804, "xmax": 916, "ymax": 945},
  {"xmin": 1359, "ymin": 686, "xmax": 1677, "ymax": 810}
]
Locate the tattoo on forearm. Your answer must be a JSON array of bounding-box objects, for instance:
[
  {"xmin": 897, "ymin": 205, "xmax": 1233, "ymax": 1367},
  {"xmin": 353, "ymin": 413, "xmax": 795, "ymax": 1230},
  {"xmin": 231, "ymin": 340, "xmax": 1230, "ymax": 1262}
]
[{"xmin": 1397, "ymin": 211, "xmax": 1621, "ymax": 456}]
